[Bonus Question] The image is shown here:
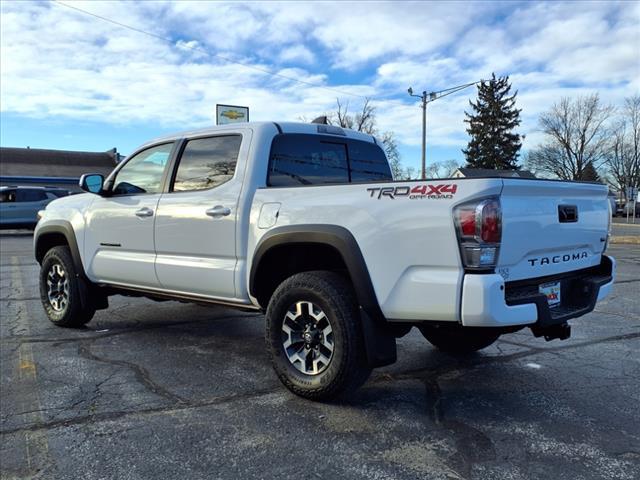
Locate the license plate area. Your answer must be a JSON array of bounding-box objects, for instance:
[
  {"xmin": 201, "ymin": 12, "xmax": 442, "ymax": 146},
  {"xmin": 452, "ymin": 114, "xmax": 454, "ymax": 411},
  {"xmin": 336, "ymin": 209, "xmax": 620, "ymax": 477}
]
[{"xmin": 539, "ymin": 281, "xmax": 561, "ymax": 308}]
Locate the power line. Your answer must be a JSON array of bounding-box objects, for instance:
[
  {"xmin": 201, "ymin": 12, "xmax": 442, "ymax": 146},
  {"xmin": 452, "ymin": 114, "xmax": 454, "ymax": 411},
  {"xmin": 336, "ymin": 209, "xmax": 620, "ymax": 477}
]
[
  {"xmin": 51, "ymin": 0, "xmax": 372, "ymax": 100},
  {"xmin": 408, "ymin": 80, "xmax": 482, "ymax": 179},
  {"xmin": 430, "ymin": 80, "xmax": 482, "ymax": 97}
]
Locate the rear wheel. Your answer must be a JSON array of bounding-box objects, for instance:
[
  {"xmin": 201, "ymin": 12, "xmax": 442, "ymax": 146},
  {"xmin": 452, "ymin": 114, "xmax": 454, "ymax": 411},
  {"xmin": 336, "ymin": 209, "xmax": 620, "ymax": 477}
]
[
  {"xmin": 39, "ymin": 246, "xmax": 95, "ymax": 327},
  {"xmin": 419, "ymin": 324, "xmax": 500, "ymax": 354},
  {"xmin": 265, "ymin": 271, "xmax": 371, "ymax": 400}
]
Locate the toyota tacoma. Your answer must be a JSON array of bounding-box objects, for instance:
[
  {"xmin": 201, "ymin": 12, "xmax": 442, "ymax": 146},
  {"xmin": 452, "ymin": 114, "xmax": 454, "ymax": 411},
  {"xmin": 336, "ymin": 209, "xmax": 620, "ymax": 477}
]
[{"xmin": 34, "ymin": 122, "xmax": 615, "ymax": 400}]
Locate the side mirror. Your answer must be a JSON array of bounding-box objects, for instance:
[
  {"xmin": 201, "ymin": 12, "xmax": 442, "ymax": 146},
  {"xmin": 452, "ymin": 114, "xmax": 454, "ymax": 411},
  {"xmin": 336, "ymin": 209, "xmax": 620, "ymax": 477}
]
[{"xmin": 79, "ymin": 174, "xmax": 104, "ymax": 194}]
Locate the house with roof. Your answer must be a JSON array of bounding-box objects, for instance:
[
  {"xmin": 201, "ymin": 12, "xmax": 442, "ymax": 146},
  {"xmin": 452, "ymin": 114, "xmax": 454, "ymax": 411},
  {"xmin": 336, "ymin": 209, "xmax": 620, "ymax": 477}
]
[
  {"xmin": 0, "ymin": 147, "xmax": 119, "ymax": 191},
  {"xmin": 452, "ymin": 167, "xmax": 537, "ymax": 179}
]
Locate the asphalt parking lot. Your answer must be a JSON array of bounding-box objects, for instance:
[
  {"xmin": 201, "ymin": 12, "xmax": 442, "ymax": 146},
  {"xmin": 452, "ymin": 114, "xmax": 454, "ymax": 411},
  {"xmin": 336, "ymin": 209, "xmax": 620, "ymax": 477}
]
[{"xmin": 1, "ymin": 233, "xmax": 638, "ymax": 480}]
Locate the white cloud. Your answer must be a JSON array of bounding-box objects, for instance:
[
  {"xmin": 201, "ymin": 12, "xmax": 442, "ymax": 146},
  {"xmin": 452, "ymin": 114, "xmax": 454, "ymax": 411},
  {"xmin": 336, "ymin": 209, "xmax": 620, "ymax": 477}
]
[
  {"xmin": 1, "ymin": 0, "xmax": 638, "ymax": 160},
  {"xmin": 279, "ymin": 45, "xmax": 315, "ymax": 65}
]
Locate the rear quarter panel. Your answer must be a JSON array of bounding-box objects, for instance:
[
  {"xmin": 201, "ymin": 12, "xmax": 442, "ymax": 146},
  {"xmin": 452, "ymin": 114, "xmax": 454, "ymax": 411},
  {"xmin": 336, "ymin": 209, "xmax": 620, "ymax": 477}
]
[{"xmin": 249, "ymin": 179, "xmax": 503, "ymax": 321}]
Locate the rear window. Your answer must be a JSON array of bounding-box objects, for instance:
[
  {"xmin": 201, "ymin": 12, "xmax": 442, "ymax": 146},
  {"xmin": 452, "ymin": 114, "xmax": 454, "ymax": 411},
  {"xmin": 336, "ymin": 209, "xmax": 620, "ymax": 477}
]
[
  {"xmin": 267, "ymin": 134, "xmax": 391, "ymax": 187},
  {"xmin": 348, "ymin": 140, "xmax": 393, "ymax": 182}
]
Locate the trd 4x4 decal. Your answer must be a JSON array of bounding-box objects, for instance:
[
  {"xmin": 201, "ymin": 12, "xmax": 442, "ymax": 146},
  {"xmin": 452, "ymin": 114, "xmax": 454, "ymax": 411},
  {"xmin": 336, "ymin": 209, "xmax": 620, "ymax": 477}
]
[{"xmin": 367, "ymin": 184, "xmax": 457, "ymax": 200}]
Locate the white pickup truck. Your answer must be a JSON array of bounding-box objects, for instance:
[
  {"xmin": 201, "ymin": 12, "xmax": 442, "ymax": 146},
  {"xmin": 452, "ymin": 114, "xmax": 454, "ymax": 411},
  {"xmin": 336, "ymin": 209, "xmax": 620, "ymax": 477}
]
[{"xmin": 34, "ymin": 122, "xmax": 615, "ymax": 400}]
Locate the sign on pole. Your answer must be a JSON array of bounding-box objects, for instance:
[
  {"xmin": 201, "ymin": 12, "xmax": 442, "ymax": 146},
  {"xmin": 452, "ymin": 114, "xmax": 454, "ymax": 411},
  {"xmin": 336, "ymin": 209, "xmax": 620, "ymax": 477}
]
[
  {"xmin": 216, "ymin": 104, "xmax": 249, "ymax": 125},
  {"xmin": 625, "ymin": 186, "xmax": 638, "ymax": 224},
  {"xmin": 626, "ymin": 186, "xmax": 638, "ymax": 199}
]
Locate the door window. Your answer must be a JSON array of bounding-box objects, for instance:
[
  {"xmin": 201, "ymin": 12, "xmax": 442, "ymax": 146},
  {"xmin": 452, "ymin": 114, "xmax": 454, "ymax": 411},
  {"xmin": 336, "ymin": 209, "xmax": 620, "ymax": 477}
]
[
  {"xmin": 16, "ymin": 189, "xmax": 47, "ymax": 202},
  {"xmin": 112, "ymin": 143, "xmax": 173, "ymax": 195},
  {"xmin": 172, "ymin": 135, "xmax": 242, "ymax": 192}
]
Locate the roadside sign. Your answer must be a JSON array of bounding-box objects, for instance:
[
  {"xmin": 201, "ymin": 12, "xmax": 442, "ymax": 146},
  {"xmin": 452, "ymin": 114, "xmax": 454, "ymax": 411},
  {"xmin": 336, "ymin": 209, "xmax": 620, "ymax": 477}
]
[
  {"xmin": 216, "ymin": 104, "xmax": 249, "ymax": 125},
  {"xmin": 625, "ymin": 186, "xmax": 638, "ymax": 224}
]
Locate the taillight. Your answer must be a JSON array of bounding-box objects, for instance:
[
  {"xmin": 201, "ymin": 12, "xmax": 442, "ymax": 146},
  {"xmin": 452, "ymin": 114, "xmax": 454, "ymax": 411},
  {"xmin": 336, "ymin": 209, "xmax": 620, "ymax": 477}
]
[
  {"xmin": 454, "ymin": 197, "xmax": 502, "ymax": 270},
  {"xmin": 481, "ymin": 200, "xmax": 501, "ymax": 243},
  {"xmin": 604, "ymin": 201, "xmax": 612, "ymax": 253},
  {"xmin": 458, "ymin": 209, "xmax": 476, "ymax": 236}
]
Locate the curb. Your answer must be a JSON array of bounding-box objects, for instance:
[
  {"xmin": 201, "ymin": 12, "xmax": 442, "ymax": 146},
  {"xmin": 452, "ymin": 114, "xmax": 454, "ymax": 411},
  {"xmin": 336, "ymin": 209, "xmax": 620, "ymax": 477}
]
[
  {"xmin": 612, "ymin": 222, "xmax": 640, "ymax": 228},
  {"xmin": 0, "ymin": 231, "xmax": 34, "ymax": 237},
  {"xmin": 610, "ymin": 236, "xmax": 640, "ymax": 245}
]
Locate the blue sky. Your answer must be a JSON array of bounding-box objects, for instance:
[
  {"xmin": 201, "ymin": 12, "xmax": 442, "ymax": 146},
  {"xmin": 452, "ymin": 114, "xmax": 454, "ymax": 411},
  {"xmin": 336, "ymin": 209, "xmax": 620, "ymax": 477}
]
[{"xmin": 1, "ymin": 0, "xmax": 638, "ymax": 174}]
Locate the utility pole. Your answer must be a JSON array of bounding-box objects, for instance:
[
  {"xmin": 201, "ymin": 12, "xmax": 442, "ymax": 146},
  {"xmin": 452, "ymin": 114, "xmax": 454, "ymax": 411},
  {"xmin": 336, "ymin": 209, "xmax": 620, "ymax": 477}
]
[
  {"xmin": 408, "ymin": 80, "xmax": 484, "ymax": 180},
  {"xmin": 408, "ymin": 88, "xmax": 428, "ymax": 180}
]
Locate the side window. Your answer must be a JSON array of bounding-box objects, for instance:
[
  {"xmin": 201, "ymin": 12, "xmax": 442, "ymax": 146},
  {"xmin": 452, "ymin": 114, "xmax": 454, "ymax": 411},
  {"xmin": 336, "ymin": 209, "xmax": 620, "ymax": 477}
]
[
  {"xmin": 47, "ymin": 190, "xmax": 69, "ymax": 198},
  {"xmin": 0, "ymin": 190, "xmax": 16, "ymax": 202},
  {"xmin": 112, "ymin": 143, "xmax": 173, "ymax": 195},
  {"xmin": 349, "ymin": 141, "xmax": 392, "ymax": 182},
  {"xmin": 16, "ymin": 189, "xmax": 47, "ymax": 202},
  {"xmin": 268, "ymin": 134, "xmax": 349, "ymax": 186},
  {"xmin": 172, "ymin": 135, "xmax": 242, "ymax": 192}
]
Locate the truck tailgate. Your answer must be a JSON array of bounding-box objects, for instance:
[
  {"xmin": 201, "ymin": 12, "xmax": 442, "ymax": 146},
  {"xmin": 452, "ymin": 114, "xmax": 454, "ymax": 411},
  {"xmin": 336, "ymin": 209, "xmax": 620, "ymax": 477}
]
[{"xmin": 498, "ymin": 179, "xmax": 609, "ymax": 282}]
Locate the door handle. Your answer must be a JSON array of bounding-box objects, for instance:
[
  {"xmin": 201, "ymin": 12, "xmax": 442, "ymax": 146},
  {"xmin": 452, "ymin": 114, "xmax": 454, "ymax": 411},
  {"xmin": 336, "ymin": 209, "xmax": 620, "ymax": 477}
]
[
  {"xmin": 205, "ymin": 205, "xmax": 231, "ymax": 218},
  {"xmin": 135, "ymin": 207, "xmax": 154, "ymax": 218}
]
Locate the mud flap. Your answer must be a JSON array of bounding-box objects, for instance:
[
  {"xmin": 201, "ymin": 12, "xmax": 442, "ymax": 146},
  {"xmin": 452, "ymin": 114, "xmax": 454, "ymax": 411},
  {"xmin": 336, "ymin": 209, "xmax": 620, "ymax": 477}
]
[
  {"xmin": 359, "ymin": 307, "xmax": 397, "ymax": 368},
  {"xmin": 77, "ymin": 275, "xmax": 109, "ymax": 311}
]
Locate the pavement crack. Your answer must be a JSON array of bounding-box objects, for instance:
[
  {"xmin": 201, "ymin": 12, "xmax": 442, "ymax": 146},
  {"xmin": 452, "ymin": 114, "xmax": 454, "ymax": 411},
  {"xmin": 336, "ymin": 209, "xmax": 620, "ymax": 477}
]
[
  {"xmin": 2, "ymin": 296, "xmax": 41, "ymax": 301},
  {"xmin": 414, "ymin": 369, "xmax": 496, "ymax": 478},
  {"xmin": 423, "ymin": 377, "xmax": 444, "ymax": 425},
  {"xmin": 77, "ymin": 340, "xmax": 188, "ymax": 406},
  {"xmin": 0, "ymin": 386, "xmax": 283, "ymax": 436},
  {"xmin": 1, "ymin": 313, "xmax": 264, "ymax": 345},
  {"xmin": 381, "ymin": 332, "xmax": 640, "ymax": 385}
]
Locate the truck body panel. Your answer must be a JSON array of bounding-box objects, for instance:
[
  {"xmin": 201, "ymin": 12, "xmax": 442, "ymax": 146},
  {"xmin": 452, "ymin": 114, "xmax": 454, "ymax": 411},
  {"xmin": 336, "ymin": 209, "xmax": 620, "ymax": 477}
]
[{"xmin": 34, "ymin": 121, "xmax": 614, "ymax": 330}]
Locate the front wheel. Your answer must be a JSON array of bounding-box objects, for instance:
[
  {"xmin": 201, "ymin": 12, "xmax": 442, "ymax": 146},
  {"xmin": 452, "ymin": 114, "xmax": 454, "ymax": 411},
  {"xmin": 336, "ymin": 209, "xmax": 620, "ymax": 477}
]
[
  {"xmin": 39, "ymin": 246, "xmax": 95, "ymax": 327},
  {"xmin": 419, "ymin": 324, "xmax": 500, "ymax": 354},
  {"xmin": 265, "ymin": 271, "xmax": 371, "ymax": 400}
]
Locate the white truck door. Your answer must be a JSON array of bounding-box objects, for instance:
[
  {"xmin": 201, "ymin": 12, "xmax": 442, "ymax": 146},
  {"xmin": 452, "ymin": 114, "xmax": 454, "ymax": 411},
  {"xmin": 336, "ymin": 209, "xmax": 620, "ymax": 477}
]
[
  {"xmin": 154, "ymin": 134, "xmax": 246, "ymax": 299},
  {"xmin": 84, "ymin": 142, "xmax": 174, "ymax": 288}
]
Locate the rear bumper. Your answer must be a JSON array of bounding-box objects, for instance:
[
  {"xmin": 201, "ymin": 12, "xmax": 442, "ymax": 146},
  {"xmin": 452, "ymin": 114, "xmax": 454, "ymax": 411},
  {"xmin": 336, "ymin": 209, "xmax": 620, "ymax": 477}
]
[{"xmin": 461, "ymin": 255, "xmax": 615, "ymax": 327}]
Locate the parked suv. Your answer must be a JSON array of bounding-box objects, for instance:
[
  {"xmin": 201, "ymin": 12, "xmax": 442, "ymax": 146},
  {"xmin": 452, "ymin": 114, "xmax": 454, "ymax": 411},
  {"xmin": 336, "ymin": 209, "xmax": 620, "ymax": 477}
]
[
  {"xmin": 33, "ymin": 122, "xmax": 615, "ymax": 400},
  {"xmin": 0, "ymin": 186, "xmax": 69, "ymax": 229}
]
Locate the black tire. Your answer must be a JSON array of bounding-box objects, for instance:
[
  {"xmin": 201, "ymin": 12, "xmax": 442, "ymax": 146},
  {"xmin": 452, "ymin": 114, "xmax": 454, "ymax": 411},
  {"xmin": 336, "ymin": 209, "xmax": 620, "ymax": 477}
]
[
  {"xmin": 265, "ymin": 271, "xmax": 371, "ymax": 400},
  {"xmin": 39, "ymin": 246, "xmax": 95, "ymax": 327},
  {"xmin": 419, "ymin": 324, "xmax": 500, "ymax": 354}
]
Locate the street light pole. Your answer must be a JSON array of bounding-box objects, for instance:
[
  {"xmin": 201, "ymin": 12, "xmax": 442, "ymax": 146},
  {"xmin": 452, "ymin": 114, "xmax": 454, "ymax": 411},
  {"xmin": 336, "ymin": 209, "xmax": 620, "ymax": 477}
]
[
  {"xmin": 421, "ymin": 93, "xmax": 427, "ymax": 180},
  {"xmin": 408, "ymin": 87, "xmax": 428, "ymax": 180},
  {"xmin": 408, "ymin": 80, "xmax": 483, "ymax": 180}
]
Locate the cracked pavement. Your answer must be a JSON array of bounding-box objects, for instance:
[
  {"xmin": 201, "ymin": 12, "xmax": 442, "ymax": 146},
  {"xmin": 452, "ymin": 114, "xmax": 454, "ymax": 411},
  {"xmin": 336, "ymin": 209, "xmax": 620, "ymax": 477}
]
[{"xmin": 0, "ymin": 233, "xmax": 639, "ymax": 480}]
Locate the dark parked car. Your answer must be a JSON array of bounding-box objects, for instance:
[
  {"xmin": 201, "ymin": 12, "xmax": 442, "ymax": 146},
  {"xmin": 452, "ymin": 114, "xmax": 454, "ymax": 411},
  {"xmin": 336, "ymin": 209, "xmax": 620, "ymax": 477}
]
[{"xmin": 0, "ymin": 186, "xmax": 69, "ymax": 229}]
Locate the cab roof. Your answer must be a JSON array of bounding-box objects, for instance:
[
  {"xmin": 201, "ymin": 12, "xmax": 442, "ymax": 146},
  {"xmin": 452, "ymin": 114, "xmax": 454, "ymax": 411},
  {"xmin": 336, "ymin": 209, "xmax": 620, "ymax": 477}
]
[{"xmin": 141, "ymin": 121, "xmax": 378, "ymax": 149}]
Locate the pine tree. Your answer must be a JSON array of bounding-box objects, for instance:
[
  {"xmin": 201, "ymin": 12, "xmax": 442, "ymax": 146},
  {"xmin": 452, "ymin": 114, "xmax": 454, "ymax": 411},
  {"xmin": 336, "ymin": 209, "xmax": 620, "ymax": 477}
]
[
  {"xmin": 463, "ymin": 73, "xmax": 523, "ymax": 170},
  {"xmin": 579, "ymin": 161, "xmax": 601, "ymax": 182}
]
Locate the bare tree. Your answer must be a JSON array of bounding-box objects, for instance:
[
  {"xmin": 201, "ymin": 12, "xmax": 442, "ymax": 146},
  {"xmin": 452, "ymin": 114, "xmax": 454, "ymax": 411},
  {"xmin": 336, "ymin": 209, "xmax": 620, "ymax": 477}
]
[
  {"xmin": 605, "ymin": 95, "xmax": 640, "ymax": 200},
  {"xmin": 380, "ymin": 132, "xmax": 404, "ymax": 179},
  {"xmin": 324, "ymin": 98, "xmax": 415, "ymax": 179},
  {"xmin": 330, "ymin": 98, "xmax": 376, "ymax": 134},
  {"xmin": 426, "ymin": 159, "xmax": 462, "ymax": 178},
  {"xmin": 527, "ymin": 94, "xmax": 614, "ymax": 180}
]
